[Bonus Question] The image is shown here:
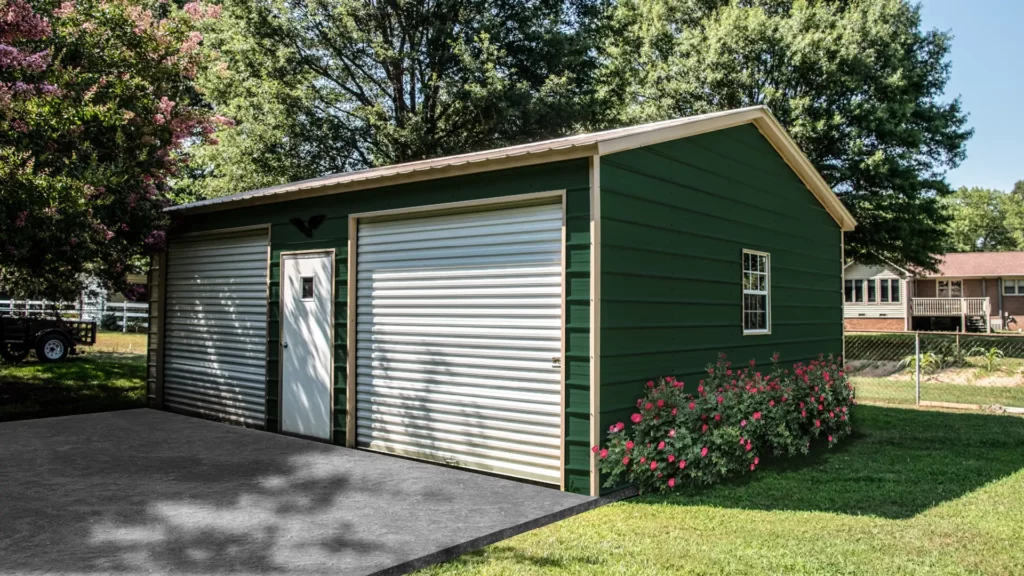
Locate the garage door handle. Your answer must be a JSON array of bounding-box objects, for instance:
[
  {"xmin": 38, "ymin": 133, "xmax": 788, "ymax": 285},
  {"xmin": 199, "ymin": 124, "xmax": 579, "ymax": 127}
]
[{"xmin": 282, "ymin": 342, "xmax": 288, "ymax": 349}]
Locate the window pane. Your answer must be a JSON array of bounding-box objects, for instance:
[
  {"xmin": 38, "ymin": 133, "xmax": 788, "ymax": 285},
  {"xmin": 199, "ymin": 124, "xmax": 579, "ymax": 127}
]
[
  {"xmin": 854, "ymin": 280, "xmax": 863, "ymax": 302},
  {"xmin": 758, "ymin": 273, "xmax": 766, "ymax": 292},
  {"xmin": 845, "ymin": 280, "xmax": 854, "ymax": 303},
  {"xmin": 867, "ymin": 280, "xmax": 876, "ymax": 303},
  {"xmin": 759, "ymin": 255, "xmax": 766, "ymax": 273},
  {"xmin": 892, "ymin": 280, "xmax": 900, "ymax": 302},
  {"xmin": 757, "ymin": 310, "xmax": 767, "ymax": 330},
  {"xmin": 938, "ymin": 280, "xmax": 948, "ymax": 298},
  {"xmin": 951, "ymin": 280, "xmax": 962, "ymax": 297},
  {"xmin": 1006, "ymin": 280, "xmax": 1017, "ymax": 295},
  {"xmin": 301, "ymin": 277, "xmax": 314, "ymax": 299},
  {"xmin": 880, "ymin": 280, "xmax": 889, "ymax": 302}
]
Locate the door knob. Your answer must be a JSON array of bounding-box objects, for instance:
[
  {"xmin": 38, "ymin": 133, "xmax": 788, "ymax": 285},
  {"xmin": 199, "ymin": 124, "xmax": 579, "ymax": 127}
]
[{"xmin": 282, "ymin": 342, "xmax": 288, "ymax": 348}]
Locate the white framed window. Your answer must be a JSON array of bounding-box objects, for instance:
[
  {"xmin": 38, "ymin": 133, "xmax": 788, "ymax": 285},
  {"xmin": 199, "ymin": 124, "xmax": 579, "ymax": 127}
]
[
  {"xmin": 937, "ymin": 279, "xmax": 963, "ymax": 298},
  {"xmin": 879, "ymin": 279, "xmax": 900, "ymax": 303},
  {"xmin": 742, "ymin": 250, "xmax": 770, "ymax": 334},
  {"xmin": 1005, "ymin": 278, "xmax": 1024, "ymax": 296}
]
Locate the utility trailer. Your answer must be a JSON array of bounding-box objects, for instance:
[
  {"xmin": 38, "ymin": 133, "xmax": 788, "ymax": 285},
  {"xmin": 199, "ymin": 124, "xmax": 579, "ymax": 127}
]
[{"xmin": 0, "ymin": 315, "xmax": 96, "ymax": 363}]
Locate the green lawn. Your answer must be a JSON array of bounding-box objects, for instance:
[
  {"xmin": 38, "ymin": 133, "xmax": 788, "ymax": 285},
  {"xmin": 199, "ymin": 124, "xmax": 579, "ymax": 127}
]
[
  {"xmin": 855, "ymin": 377, "xmax": 1024, "ymax": 408},
  {"xmin": 420, "ymin": 405, "xmax": 1024, "ymax": 575},
  {"xmin": 0, "ymin": 353, "xmax": 146, "ymax": 422}
]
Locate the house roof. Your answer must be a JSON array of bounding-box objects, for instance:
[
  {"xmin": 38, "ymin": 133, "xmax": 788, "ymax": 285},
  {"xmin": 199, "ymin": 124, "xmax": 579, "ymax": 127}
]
[
  {"xmin": 918, "ymin": 252, "xmax": 1024, "ymax": 278},
  {"xmin": 168, "ymin": 106, "xmax": 857, "ymax": 231}
]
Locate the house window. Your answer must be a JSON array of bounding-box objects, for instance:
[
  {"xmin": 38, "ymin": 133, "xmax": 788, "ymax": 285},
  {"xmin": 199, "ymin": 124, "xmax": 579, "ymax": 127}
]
[
  {"xmin": 937, "ymin": 279, "xmax": 962, "ymax": 298},
  {"xmin": 879, "ymin": 279, "xmax": 900, "ymax": 303},
  {"xmin": 844, "ymin": 280, "xmax": 855, "ymax": 303},
  {"xmin": 742, "ymin": 250, "xmax": 770, "ymax": 334},
  {"xmin": 1005, "ymin": 278, "xmax": 1024, "ymax": 296},
  {"xmin": 867, "ymin": 280, "xmax": 876, "ymax": 303}
]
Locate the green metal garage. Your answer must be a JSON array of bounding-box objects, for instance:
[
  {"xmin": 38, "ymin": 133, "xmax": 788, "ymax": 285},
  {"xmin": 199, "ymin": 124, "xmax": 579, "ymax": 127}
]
[{"xmin": 145, "ymin": 106, "xmax": 856, "ymax": 496}]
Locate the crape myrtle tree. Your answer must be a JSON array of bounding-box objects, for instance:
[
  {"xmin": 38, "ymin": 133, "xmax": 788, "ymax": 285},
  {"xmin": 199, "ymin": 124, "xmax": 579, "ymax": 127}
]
[
  {"xmin": 0, "ymin": 0, "xmax": 226, "ymax": 302},
  {"xmin": 597, "ymin": 0, "xmax": 972, "ymax": 271},
  {"xmin": 177, "ymin": 0, "xmax": 607, "ymax": 200}
]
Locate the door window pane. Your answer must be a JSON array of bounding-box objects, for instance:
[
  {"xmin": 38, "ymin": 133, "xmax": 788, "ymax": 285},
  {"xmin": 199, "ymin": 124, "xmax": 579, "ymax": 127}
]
[{"xmin": 301, "ymin": 276, "xmax": 314, "ymax": 299}]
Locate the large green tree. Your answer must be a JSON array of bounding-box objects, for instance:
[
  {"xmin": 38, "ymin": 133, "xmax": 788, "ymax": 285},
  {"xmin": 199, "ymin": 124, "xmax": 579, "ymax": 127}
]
[
  {"xmin": 0, "ymin": 0, "xmax": 223, "ymax": 300},
  {"xmin": 943, "ymin": 182, "xmax": 1024, "ymax": 253},
  {"xmin": 597, "ymin": 0, "xmax": 972, "ymax": 270},
  {"xmin": 180, "ymin": 0, "xmax": 606, "ymax": 199}
]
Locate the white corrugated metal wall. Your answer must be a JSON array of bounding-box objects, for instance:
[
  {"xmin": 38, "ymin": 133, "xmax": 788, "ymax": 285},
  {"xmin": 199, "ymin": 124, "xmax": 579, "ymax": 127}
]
[
  {"xmin": 163, "ymin": 229, "xmax": 269, "ymax": 425},
  {"xmin": 355, "ymin": 203, "xmax": 564, "ymax": 484}
]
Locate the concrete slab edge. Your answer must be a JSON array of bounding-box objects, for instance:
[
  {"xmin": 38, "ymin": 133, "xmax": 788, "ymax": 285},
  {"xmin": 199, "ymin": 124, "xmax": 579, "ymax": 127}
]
[{"xmin": 370, "ymin": 487, "xmax": 638, "ymax": 576}]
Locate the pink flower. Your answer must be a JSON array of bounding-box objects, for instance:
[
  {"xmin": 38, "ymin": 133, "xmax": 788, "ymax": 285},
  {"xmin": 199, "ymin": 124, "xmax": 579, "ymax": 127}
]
[
  {"xmin": 646, "ymin": 380, "xmax": 655, "ymax": 388},
  {"xmin": 750, "ymin": 463, "xmax": 756, "ymax": 471},
  {"xmin": 591, "ymin": 446, "xmax": 599, "ymax": 454},
  {"xmin": 668, "ymin": 478, "xmax": 676, "ymax": 488},
  {"xmin": 815, "ymin": 420, "xmax": 821, "ymax": 428},
  {"xmin": 717, "ymin": 395, "xmax": 724, "ymax": 404},
  {"xmin": 656, "ymin": 399, "xmax": 665, "ymax": 408},
  {"xmin": 625, "ymin": 441, "xmax": 634, "ymax": 450},
  {"xmin": 640, "ymin": 457, "xmax": 646, "ymax": 464},
  {"xmin": 769, "ymin": 400, "xmax": 775, "ymax": 407},
  {"xmin": 668, "ymin": 429, "xmax": 676, "ymax": 437},
  {"xmin": 745, "ymin": 442, "xmax": 752, "ymax": 452},
  {"xmin": 657, "ymin": 441, "xmax": 666, "ymax": 450},
  {"xmin": 828, "ymin": 435, "xmax": 833, "ymax": 443},
  {"xmin": 740, "ymin": 420, "xmax": 747, "ymax": 428},
  {"xmin": 701, "ymin": 424, "xmax": 708, "ymax": 433},
  {"xmin": 701, "ymin": 447, "xmax": 709, "ymax": 458},
  {"xmin": 714, "ymin": 413, "xmax": 721, "ymax": 422},
  {"xmin": 631, "ymin": 413, "xmax": 642, "ymax": 424},
  {"xmin": 600, "ymin": 449, "xmax": 608, "ymax": 459},
  {"xmin": 650, "ymin": 461, "xmax": 658, "ymax": 470},
  {"xmin": 801, "ymin": 410, "xmax": 807, "ymax": 418},
  {"xmin": 688, "ymin": 402, "xmax": 696, "ymax": 410},
  {"xmin": 671, "ymin": 408, "xmax": 677, "ymax": 416},
  {"xmin": 753, "ymin": 412, "xmax": 762, "ymax": 420},
  {"xmin": 698, "ymin": 384, "xmax": 705, "ymax": 394},
  {"xmin": 622, "ymin": 456, "xmax": 630, "ymax": 465},
  {"xmin": 668, "ymin": 454, "xmax": 675, "ymax": 463},
  {"xmin": 644, "ymin": 402, "xmax": 654, "ymax": 411},
  {"xmin": 739, "ymin": 437, "xmax": 746, "ymax": 445},
  {"xmin": 679, "ymin": 460, "xmax": 687, "ymax": 469},
  {"xmin": 749, "ymin": 359, "xmax": 756, "ymax": 367}
]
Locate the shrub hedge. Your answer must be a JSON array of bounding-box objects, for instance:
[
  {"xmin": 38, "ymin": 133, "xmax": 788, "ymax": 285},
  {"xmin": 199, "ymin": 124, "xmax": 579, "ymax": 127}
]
[{"xmin": 594, "ymin": 353, "xmax": 854, "ymax": 493}]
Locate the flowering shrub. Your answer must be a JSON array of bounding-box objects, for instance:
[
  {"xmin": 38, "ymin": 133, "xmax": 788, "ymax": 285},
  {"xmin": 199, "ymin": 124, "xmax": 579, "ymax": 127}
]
[{"xmin": 594, "ymin": 353, "xmax": 854, "ymax": 493}]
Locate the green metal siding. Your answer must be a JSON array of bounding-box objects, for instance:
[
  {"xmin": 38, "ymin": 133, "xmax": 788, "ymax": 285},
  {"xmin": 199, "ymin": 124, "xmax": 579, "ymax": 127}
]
[
  {"xmin": 168, "ymin": 159, "xmax": 593, "ymax": 494},
  {"xmin": 598, "ymin": 124, "xmax": 843, "ymax": 491}
]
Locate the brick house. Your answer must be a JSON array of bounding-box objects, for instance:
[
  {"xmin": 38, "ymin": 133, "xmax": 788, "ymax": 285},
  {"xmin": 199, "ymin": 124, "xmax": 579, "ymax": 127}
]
[{"xmin": 844, "ymin": 252, "xmax": 1024, "ymax": 333}]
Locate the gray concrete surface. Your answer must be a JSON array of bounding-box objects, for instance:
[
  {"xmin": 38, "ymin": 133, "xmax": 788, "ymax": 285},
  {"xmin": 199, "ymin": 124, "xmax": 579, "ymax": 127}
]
[{"xmin": 0, "ymin": 409, "xmax": 599, "ymax": 575}]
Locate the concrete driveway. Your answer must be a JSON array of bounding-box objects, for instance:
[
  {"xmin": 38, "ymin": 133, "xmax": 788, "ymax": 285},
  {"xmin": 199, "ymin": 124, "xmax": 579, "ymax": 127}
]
[{"xmin": 0, "ymin": 409, "xmax": 600, "ymax": 575}]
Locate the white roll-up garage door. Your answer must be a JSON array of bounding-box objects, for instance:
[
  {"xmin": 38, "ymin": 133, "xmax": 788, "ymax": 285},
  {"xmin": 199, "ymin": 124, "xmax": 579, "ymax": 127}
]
[
  {"xmin": 356, "ymin": 203, "xmax": 564, "ymax": 484},
  {"xmin": 164, "ymin": 229, "xmax": 269, "ymax": 426}
]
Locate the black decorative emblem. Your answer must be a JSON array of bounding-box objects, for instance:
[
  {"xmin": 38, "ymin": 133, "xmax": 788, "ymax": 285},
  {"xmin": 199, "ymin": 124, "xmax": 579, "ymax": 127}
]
[{"xmin": 289, "ymin": 214, "xmax": 327, "ymax": 238}]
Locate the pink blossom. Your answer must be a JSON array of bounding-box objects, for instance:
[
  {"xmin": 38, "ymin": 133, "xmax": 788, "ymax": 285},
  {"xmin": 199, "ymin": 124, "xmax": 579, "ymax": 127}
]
[
  {"xmin": 668, "ymin": 429, "xmax": 675, "ymax": 437},
  {"xmin": 622, "ymin": 456, "xmax": 630, "ymax": 465},
  {"xmin": 701, "ymin": 424, "xmax": 708, "ymax": 433},
  {"xmin": 625, "ymin": 441, "xmax": 634, "ymax": 450},
  {"xmin": 599, "ymin": 449, "xmax": 608, "ymax": 459},
  {"xmin": 754, "ymin": 456, "xmax": 760, "ymax": 465},
  {"xmin": 679, "ymin": 459, "xmax": 687, "ymax": 469},
  {"xmin": 644, "ymin": 402, "xmax": 654, "ymax": 411},
  {"xmin": 630, "ymin": 413, "xmax": 642, "ymax": 424},
  {"xmin": 657, "ymin": 441, "xmax": 665, "ymax": 450},
  {"xmin": 753, "ymin": 412, "xmax": 762, "ymax": 420},
  {"xmin": 716, "ymin": 395, "xmax": 723, "ymax": 404},
  {"xmin": 667, "ymin": 454, "xmax": 675, "ymax": 463},
  {"xmin": 700, "ymin": 447, "xmax": 708, "ymax": 458},
  {"xmin": 656, "ymin": 399, "xmax": 665, "ymax": 408},
  {"xmin": 667, "ymin": 478, "xmax": 675, "ymax": 488},
  {"xmin": 591, "ymin": 446, "xmax": 599, "ymax": 454},
  {"xmin": 828, "ymin": 435, "xmax": 833, "ymax": 443},
  {"xmin": 688, "ymin": 401, "xmax": 695, "ymax": 410},
  {"xmin": 649, "ymin": 461, "xmax": 658, "ymax": 470},
  {"xmin": 815, "ymin": 419, "xmax": 821, "ymax": 428}
]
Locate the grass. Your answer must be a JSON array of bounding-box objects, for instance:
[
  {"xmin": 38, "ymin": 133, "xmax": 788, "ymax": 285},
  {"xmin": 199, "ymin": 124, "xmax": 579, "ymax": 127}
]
[
  {"xmin": 0, "ymin": 352, "xmax": 146, "ymax": 422},
  {"xmin": 855, "ymin": 377, "xmax": 1024, "ymax": 408},
  {"xmin": 419, "ymin": 405, "xmax": 1024, "ymax": 575},
  {"xmin": 93, "ymin": 331, "xmax": 148, "ymax": 354}
]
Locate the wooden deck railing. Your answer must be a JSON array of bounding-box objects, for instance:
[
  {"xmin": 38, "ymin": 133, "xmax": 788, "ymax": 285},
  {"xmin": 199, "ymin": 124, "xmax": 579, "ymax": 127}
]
[{"xmin": 911, "ymin": 297, "xmax": 990, "ymax": 318}]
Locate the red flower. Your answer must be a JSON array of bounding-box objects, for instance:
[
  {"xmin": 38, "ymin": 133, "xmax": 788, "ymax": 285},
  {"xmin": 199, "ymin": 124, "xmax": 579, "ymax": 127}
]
[
  {"xmin": 622, "ymin": 456, "xmax": 630, "ymax": 465},
  {"xmin": 745, "ymin": 442, "xmax": 752, "ymax": 452},
  {"xmin": 647, "ymin": 380, "xmax": 655, "ymax": 388},
  {"xmin": 656, "ymin": 399, "xmax": 665, "ymax": 408},
  {"xmin": 801, "ymin": 410, "xmax": 807, "ymax": 418},
  {"xmin": 668, "ymin": 478, "xmax": 676, "ymax": 488},
  {"xmin": 631, "ymin": 413, "xmax": 643, "ymax": 424},
  {"xmin": 701, "ymin": 424, "xmax": 708, "ymax": 433},
  {"xmin": 650, "ymin": 461, "xmax": 658, "ymax": 470},
  {"xmin": 671, "ymin": 408, "xmax": 677, "ymax": 416},
  {"xmin": 701, "ymin": 447, "xmax": 709, "ymax": 458},
  {"xmin": 679, "ymin": 460, "xmax": 687, "ymax": 469},
  {"xmin": 714, "ymin": 413, "xmax": 722, "ymax": 422},
  {"xmin": 815, "ymin": 419, "xmax": 821, "ymax": 428},
  {"xmin": 749, "ymin": 359, "xmax": 756, "ymax": 366},
  {"xmin": 753, "ymin": 412, "xmax": 762, "ymax": 420},
  {"xmin": 717, "ymin": 395, "xmax": 724, "ymax": 404},
  {"xmin": 668, "ymin": 454, "xmax": 676, "ymax": 463},
  {"xmin": 591, "ymin": 446, "xmax": 599, "ymax": 454},
  {"xmin": 644, "ymin": 402, "xmax": 654, "ymax": 411},
  {"xmin": 657, "ymin": 441, "xmax": 666, "ymax": 450},
  {"xmin": 600, "ymin": 449, "xmax": 608, "ymax": 459},
  {"xmin": 688, "ymin": 402, "xmax": 696, "ymax": 410},
  {"xmin": 698, "ymin": 384, "xmax": 705, "ymax": 394},
  {"xmin": 626, "ymin": 441, "xmax": 634, "ymax": 450}
]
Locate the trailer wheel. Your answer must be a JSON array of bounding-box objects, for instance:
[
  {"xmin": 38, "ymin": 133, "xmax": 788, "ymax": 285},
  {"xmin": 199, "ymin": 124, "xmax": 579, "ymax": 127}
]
[
  {"xmin": 37, "ymin": 333, "xmax": 70, "ymax": 363},
  {"xmin": 0, "ymin": 343, "xmax": 30, "ymax": 364}
]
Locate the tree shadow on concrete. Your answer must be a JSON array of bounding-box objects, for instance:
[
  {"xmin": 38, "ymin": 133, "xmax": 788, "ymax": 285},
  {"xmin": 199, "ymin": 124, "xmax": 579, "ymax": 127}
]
[{"xmin": 642, "ymin": 405, "xmax": 1024, "ymax": 519}]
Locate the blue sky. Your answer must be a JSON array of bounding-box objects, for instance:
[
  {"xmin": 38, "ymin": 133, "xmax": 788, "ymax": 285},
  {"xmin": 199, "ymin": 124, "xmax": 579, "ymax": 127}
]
[{"xmin": 918, "ymin": 0, "xmax": 1023, "ymax": 191}]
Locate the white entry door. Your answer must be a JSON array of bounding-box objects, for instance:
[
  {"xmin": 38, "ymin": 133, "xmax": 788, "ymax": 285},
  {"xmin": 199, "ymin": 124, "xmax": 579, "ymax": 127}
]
[{"xmin": 281, "ymin": 252, "xmax": 334, "ymax": 439}]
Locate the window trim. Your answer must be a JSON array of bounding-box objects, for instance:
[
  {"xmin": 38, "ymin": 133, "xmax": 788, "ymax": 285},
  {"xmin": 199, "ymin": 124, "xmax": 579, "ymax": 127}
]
[
  {"xmin": 936, "ymin": 278, "xmax": 963, "ymax": 298},
  {"xmin": 741, "ymin": 249, "xmax": 771, "ymax": 335},
  {"xmin": 1005, "ymin": 278, "xmax": 1024, "ymax": 296}
]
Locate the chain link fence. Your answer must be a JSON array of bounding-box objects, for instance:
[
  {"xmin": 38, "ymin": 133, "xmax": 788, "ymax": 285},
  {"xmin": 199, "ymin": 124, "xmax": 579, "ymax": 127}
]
[{"xmin": 845, "ymin": 331, "xmax": 1024, "ymax": 413}]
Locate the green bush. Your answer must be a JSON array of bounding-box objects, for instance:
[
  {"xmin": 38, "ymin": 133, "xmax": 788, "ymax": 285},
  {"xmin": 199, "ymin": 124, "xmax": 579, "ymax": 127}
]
[
  {"xmin": 594, "ymin": 353, "xmax": 854, "ymax": 494},
  {"xmin": 100, "ymin": 313, "xmax": 146, "ymax": 334}
]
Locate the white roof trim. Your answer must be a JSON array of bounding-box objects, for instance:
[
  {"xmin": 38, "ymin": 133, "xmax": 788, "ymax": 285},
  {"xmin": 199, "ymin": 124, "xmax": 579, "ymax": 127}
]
[
  {"xmin": 168, "ymin": 106, "xmax": 856, "ymax": 231},
  {"xmin": 844, "ymin": 259, "xmax": 913, "ymax": 277}
]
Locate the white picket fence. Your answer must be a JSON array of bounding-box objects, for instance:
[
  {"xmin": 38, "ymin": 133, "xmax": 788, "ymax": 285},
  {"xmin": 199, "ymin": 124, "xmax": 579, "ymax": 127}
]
[{"xmin": 0, "ymin": 299, "xmax": 148, "ymax": 333}]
